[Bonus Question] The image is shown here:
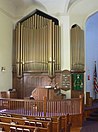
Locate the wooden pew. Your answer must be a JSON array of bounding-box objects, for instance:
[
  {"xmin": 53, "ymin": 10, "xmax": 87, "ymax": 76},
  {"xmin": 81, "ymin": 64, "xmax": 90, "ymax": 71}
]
[
  {"xmin": 7, "ymin": 114, "xmax": 61, "ymax": 132},
  {"xmin": 0, "ymin": 122, "xmax": 39, "ymax": 132},
  {"xmin": 22, "ymin": 114, "xmax": 70, "ymax": 132},
  {"xmin": 0, "ymin": 113, "xmax": 71, "ymax": 132},
  {"xmin": 0, "ymin": 116, "xmax": 51, "ymax": 132},
  {"xmin": 0, "ymin": 116, "xmax": 51, "ymax": 128},
  {"xmin": 0, "ymin": 122, "xmax": 51, "ymax": 132},
  {"xmin": 25, "ymin": 114, "xmax": 71, "ymax": 132}
]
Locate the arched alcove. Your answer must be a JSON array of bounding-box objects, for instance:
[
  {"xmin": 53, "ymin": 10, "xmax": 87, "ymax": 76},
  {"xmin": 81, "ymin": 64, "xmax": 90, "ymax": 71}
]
[
  {"xmin": 86, "ymin": 12, "xmax": 98, "ymax": 99},
  {"xmin": 70, "ymin": 24, "xmax": 85, "ymax": 98}
]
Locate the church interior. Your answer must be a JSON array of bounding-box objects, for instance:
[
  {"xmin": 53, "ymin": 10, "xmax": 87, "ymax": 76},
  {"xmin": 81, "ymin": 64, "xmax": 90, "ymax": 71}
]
[{"xmin": 0, "ymin": 0, "xmax": 98, "ymax": 131}]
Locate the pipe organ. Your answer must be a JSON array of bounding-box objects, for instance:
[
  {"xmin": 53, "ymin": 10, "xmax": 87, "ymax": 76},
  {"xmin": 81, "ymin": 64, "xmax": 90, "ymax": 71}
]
[{"xmin": 15, "ymin": 9, "xmax": 61, "ymax": 79}]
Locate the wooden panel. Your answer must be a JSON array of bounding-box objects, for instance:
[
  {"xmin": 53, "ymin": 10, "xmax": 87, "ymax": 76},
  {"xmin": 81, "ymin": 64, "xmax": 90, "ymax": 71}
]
[
  {"xmin": 32, "ymin": 87, "xmax": 63, "ymax": 100},
  {"xmin": 69, "ymin": 114, "xmax": 83, "ymax": 127},
  {"xmin": 13, "ymin": 72, "xmax": 62, "ymax": 99},
  {"xmin": 71, "ymin": 90, "xmax": 83, "ymax": 98},
  {"xmin": 86, "ymin": 92, "xmax": 93, "ymax": 106},
  {"xmin": 33, "ymin": 87, "xmax": 48, "ymax": 100}
]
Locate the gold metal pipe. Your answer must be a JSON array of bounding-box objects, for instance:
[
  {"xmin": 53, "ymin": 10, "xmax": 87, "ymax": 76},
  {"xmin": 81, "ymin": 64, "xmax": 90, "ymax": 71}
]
[
  {"xmin": 56, "ymin": 25, "xmax": 59, "ymax": 70},
  {"xmin": 46, "ymin": 19, "xmax": 48, "ymax": 70},
  {"xmin": 17, "ymin": 23, "xmax": 20, "ymax": 63},
  {"xmin": 23, "ymin": 21, "xmax": 27, "ymax": 71},
  {"xmin": 44, "ymin": 21, "xmax": 46, "ymax": 70},
  {"xmin": 48, "ymin": 20, "xmax": 55, "ymax": 79},
  {"xmin": 23, "ymin": 21, "xmax": 26, "ymax": 70},
  {"xmin": 38, "ymin": 15, "xmax": 41, "ymax": 70},
  {"xmin": 43, "ymin": 17, "xmax": 46, "ymax": 71},
  {"xmin": 36, "ymin": 15, "xmax": 39, "ymax": 70},
  {"xmin": 15, "ymin": 26, "xmax": 18, "ymax": 64},
  {"xmin": 17, "ymin": 23, "xmax": 21, "ymax": 77},
  {"xmin": 29, "ymin": 17, "xmax": 33, "ymax": 70},
  {"xmin": 54, "ymin": 25, "xmax": 57, "ymax": 70},
  {"xmin": 26, "ymin": 19, "xmax": 29, "ymax": 70},
  {"xmin": 27, "ymin": 19, "xmax": 30, "ymax": 70},
  {"xmin": 22, "ymin": 24, "xmax": 25, "ymax": 72},
  {"xmin": 33, "ymin": 14, "xmax": 36, "ymax": 70},
  {"xmin": 27, "ymin": 19, "xmax": 30, "ymax": 71},
  {"xmin": 43, "ymin": 17, "xmax": 45, "ymax": 71},
  {"xmin": 15, "ymin": 26, "xmax": 18, "ymax": 73},
  {"xmin": 44, "ymin": 18, "xmax": 47, "ymax": 70},
  {"xmin": 52, "ymin": 22, "xmax": 55, "ymax": 75},
  {"xmin": 29, "ymin": 17, "xmax": 32, "ymax": 71},
  {"xmin": 40, "ymin": 16, "xmax": 43, "ymax": 70},
  {"xmin": 30, "ymin": 16, "xmax": 34, "ymax": 70},
  {"xmin": 58, "ymin": 26, "xmax": 61, "ymax": 70},
  {"xmin": 29, "ymin": 17, "xmax": 32, "ymax": 70},
  {"xmin": 24, "ymin": 20, "xmax": 27, "ymax": 71},
  {"xmin": 48, "ymin": 20, "xmax": 52, "ymax": 60},
  {"xmin": 20, "ymin": 24, "xmax": 23, "ymax": 77},
  {"xmin": 38, "ymin": 16, "xmax": 41, "ymax": 69},
  {"xmin": 35, "ymin": 14, "xmax": 38, "ymax": 70},
  {"xmin": 31, "ymin": 16, "xmax": 34, "ymax": 70}
]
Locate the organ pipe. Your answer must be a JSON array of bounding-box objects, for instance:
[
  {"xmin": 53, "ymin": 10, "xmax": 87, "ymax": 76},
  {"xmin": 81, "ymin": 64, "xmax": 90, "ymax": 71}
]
[{"xmin": 15, "ymin": 11, "xmax": 61, "ymax": 78}]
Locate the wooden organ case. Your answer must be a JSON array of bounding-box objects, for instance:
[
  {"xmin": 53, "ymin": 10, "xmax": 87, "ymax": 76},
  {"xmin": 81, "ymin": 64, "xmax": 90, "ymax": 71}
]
[{"xmin": 13, "ymin": 9, "xmax": 63, "ymax": 99}]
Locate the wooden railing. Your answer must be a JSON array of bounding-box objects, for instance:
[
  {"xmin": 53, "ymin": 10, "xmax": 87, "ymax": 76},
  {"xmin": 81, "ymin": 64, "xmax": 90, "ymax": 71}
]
[{"xmin": 0, "ymin": 95, "xmax": 83, "ymax": 117}]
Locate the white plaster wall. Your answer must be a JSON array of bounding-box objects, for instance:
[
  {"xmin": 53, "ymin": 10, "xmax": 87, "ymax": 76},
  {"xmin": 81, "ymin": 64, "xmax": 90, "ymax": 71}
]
[
  {"xmin": 0, "ymin": 10, "xmax": 14, "ymax": 91},
  {"xmin": 58, "ymin": 15, "xmax": 71, "ymax": 98},
  {"xmin": 58, "ymin": 15, "xmax": 70, "ymax": 71}
]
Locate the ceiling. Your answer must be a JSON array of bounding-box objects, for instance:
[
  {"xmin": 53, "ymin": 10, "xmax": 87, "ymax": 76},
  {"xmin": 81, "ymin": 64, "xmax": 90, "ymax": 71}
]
[
  {"xmin": 0, "ymin": 0, "xmax": 77, "ymax": 20},
  {"xmin": 0, "ymin": 0, "xmax": 98, "ymax": 21}
]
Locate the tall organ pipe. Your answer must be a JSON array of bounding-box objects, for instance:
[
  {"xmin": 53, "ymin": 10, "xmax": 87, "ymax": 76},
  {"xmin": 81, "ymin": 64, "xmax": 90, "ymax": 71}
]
[
  {"xmin": 15, "ymin": 12, "xmax": 61, "ymax": 78},
  {"xmin": 48, "ymin": 20, "xmax": 55, "ymax": 79}
]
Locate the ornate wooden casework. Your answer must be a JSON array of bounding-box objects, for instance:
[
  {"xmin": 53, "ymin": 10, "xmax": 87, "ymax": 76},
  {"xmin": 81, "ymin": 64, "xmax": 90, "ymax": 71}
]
[{"xmin": 13, "ymin": 9, "xmax": 63, "ymax": 99}]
